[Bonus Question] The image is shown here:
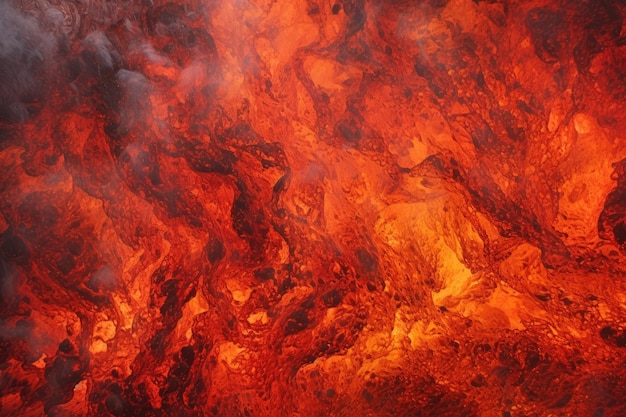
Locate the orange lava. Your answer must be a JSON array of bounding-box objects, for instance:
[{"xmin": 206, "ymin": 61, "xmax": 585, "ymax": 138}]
[{"xmin": 1, "ymin": 0, "xmax": 626, "ymax": 416}]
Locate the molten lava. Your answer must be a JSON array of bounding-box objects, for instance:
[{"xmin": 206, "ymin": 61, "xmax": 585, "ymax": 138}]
[{"xmin": 1, "ymin": 0, "xmax": 626, "ymax": 416}]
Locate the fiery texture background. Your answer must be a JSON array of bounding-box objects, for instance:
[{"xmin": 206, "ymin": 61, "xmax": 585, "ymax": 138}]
[{"xmin": 1, "ymin": 0, "xmax": 626, "ymax": 416}]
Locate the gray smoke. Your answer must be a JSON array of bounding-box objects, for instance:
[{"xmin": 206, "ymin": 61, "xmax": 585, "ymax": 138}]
[
  {"xmin": 81, "ymin": 31, "xmax": 116, "ymax": 74},
  {"xmin": 0, "ymin": 2, "xmax": 56, "ymax": 123}
]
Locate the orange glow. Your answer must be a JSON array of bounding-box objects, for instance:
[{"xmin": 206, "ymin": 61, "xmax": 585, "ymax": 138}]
[{"xmin": 1, "ymin": 0, "xmax": 626, "ymax": 416}]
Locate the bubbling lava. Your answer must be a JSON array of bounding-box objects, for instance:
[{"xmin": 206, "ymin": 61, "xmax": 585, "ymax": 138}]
[{"xmin": 1, "ymin": 0, "xmax": 626, "ymax": 416}]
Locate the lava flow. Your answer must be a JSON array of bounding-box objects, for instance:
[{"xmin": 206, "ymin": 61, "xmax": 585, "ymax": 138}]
[{"xmin": 1, "ymin": 0, "xmax": 626, "ymax": 416}]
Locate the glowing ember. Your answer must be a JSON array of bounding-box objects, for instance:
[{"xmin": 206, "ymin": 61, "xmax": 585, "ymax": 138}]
[{"xmin": 1, "ymin": 0, "xmax": 626, "ymax": 416}]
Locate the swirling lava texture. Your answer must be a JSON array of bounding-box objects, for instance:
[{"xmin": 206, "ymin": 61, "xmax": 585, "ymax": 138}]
[{"xmin": 1, "ymin": 0, "xmax": 626, "ymax": 416}]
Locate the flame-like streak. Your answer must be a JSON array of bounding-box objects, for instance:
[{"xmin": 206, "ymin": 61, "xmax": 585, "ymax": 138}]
[{"xmin": 1, "ymin": 0, "xmax": 626, "ymax": 416}]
